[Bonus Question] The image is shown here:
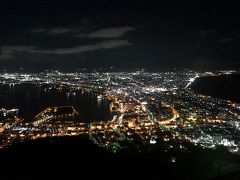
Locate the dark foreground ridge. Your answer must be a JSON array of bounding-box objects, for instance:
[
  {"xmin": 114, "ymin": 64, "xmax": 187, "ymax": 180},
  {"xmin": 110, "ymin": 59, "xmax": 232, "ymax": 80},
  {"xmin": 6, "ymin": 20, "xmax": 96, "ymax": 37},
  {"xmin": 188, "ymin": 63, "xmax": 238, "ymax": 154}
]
[
  {"xmin": 191, "ymin": 74, "xmax": 240, "ymax": 103},
  {"xmin": 0, "ymin": 136, "xmax": 240, "ymax": 180}
]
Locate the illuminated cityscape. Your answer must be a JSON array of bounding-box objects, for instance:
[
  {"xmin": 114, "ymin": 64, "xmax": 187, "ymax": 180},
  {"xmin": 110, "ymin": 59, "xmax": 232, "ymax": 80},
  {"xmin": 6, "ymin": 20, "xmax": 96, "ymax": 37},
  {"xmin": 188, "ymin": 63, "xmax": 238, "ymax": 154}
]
[
  {"xmin": 1, "ymin": 0, "xmax": 240, "ymax": 179},
  {"xmin": 0, "ymin": 70, "xmax": 240, "ymax": 155}
]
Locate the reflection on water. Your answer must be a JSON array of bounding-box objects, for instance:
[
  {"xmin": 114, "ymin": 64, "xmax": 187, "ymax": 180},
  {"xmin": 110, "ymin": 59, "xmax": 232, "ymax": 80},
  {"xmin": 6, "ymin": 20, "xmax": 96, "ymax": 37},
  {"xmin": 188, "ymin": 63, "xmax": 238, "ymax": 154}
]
[{"xmin": 0, "ymin": 84, "xmax": 111, "ymax": 122}]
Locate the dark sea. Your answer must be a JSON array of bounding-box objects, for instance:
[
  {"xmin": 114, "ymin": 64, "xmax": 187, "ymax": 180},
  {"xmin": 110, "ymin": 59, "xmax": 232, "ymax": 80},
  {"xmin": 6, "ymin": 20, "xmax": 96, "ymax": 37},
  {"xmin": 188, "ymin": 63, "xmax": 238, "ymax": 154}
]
[
  {"xmin": 0, "ymin": 83, "xmax": 111, "ymax": 122},
  {"xmin": 191, "ymin": 74, "xmax": 240, "ymax": 103}
]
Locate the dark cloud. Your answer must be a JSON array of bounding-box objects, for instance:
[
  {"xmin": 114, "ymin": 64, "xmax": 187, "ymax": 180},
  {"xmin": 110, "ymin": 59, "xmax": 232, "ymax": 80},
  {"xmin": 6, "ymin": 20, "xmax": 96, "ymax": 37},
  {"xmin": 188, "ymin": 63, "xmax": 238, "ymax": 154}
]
[
  {"xmin": 87, "ymin": 26, "xmax": 135, "ymax": 38},
  {"xmin": 29, "ymin": 26, "xmax": 135, "ymax": 38},
  {"xmin": 0, "ymin": 46, "xmax": 35, "ymax": 60},
  {"xmin": 0, "ymin": 0, "xmax": 240, "ymax": 70},
  {"xmin": 198, "ymin": 30, "xmax": 219, "ymax": 37},
  {"xmin": 218, "ymin": 37, "xmax": 233, "ymax": 43},
  {"xmin": 0, "ymin": 25, "xmax": 135, "ymax": 60},
  {"xmin": 0, "ymin": 40, "xmax": 131, "ymax": 59},
  {"xmin": 30, "ymin": 28, "xmax": 75, "ymax": 34}
]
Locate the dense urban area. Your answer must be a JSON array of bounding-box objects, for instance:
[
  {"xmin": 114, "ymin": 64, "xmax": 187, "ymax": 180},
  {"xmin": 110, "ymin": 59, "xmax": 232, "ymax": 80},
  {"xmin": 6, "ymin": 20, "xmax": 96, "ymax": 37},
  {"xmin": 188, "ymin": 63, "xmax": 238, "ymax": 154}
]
[{"xmin": 0, "ymin": 70, "xmax": 240, "ymax": 155}]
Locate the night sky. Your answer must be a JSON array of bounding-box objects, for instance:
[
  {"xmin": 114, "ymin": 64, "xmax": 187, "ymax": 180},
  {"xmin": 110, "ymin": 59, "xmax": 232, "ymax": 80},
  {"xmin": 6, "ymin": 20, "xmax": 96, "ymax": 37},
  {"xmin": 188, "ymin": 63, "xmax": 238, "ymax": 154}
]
[{"xmin": 0, "ymin": 0, "xmax": 240, "ymax": 71}]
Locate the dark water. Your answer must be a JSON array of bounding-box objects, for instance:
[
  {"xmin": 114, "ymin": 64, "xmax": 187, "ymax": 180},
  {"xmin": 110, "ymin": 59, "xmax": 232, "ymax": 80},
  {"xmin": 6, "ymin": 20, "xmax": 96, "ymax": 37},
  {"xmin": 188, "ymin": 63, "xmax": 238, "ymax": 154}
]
[
  {"xmin": 191, "ymin": 74, "xmax": 240, "ymax": 103},
  {"xmin": 0, "ymin": 83, "xmax": 111, "ymax": 122}
]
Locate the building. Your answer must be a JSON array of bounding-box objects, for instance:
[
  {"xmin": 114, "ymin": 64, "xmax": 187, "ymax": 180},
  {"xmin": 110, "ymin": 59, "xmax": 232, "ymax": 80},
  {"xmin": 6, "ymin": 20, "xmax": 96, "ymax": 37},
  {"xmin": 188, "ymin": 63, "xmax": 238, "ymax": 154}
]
[{"xmin": 0, "ymin": 108, "xmax": 19, "ymax": 121}]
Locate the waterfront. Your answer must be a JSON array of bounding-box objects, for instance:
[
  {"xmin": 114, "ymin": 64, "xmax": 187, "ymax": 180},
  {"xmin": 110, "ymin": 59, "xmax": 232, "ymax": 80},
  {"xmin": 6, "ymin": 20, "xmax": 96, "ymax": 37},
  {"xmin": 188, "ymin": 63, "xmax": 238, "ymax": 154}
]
[{"xmin": 0, "ymin": 83, "xmax": 111, "ymax": 122}]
